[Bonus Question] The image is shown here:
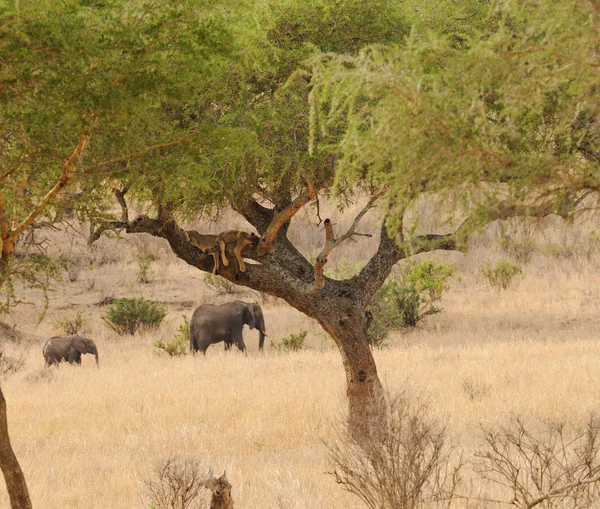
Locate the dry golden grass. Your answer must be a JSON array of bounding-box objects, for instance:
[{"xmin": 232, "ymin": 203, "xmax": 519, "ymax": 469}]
[{"xmin": 2, "ymin": 210, "xmax": 600, "ymax": 507}]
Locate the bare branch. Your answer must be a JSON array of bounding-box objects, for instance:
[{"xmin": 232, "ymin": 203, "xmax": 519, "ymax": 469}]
[
  {"xmin": 527, "ymin": 473, "xmax": 600, "ymax": 508},
  {"xmin": 257, "ymin": 178, "xmax": 334, "ymax": 256},
  {"xmin": 313, "ymin": 192, "xmax": 383, "ymax": 290}
]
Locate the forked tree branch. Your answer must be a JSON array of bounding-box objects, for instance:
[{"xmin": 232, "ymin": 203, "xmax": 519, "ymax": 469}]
[
  {"xmin": 257, "ymin": 177, "xmax": 334, "ymax": 256},
  {"xmin": 88, "ymin": 186, "xmax": 130, "ymax": 244},
  {"xmin": 313, "ymin": 192, "xmax": 382, "ymax": 291}
]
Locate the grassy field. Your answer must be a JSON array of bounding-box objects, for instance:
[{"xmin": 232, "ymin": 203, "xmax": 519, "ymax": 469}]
[{"xmin": 2, "ymin": 209, "xmax": 600, "ymax": 508}]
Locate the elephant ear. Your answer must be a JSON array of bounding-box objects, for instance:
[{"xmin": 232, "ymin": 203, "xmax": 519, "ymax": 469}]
[
  {"xmin": 70, "ymin": 336, "xmax": 87, "ymax": 354},
  {"xmin": 244, "ymin": 304, "xmax": 256, "ymax": 330}
]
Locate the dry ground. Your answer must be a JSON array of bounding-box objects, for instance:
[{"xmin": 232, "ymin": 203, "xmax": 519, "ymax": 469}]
[{"xmin": 2, "ymin": 207, "xmax": 600, "ymax": 507}]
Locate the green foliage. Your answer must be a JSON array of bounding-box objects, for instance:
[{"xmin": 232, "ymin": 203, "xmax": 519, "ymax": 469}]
[
  {"xmin": 270, "ymin": 330, "xmax": 307, "ymax": 352},
  {"xmin": 104, "ymin": 298, "xmax": 167, "ymax": 336},
  {"xmin": 482, "ymin": 259, "xmax": 523, "ymax": 290},
  {"xmin": 136, "ymin": 255, "xmax": 153, "ymax": 285},
  {"xmin": 0, "ymin": 0, "xmax": 233, "ymax": 300},
  {"xmin": 55, "ymin": 311, "xmax": 87, "ymax": 336},
  {"xmin": 309, "ymin": 0, "xmax": 600, "ymax": 231},
  {"xmin": 155, "ymin": 317, "xmax": 189, "ymax": 357},
  {"xmin": 267, "ymin": 0, "xmax": 407, "ymax": 55},
  {"xmin": 368, "ymin": 261, "xmax": 455, "ymax": 345},
  {"xmin": 0, "ymin": 254, "xmax": 64, "ymax": 318}
]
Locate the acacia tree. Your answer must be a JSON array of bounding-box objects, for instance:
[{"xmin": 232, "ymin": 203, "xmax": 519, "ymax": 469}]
[
  {"xmin": 113, "ymin": 0, "xmax": 598, "ymax": 436},
  {"xmin": 0, "ymin": 1, "xmax": 229, "ymax": 505}
]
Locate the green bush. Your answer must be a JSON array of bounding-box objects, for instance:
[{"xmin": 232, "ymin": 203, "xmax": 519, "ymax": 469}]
[
  {"xmin": 104, "ymin": 297, "xmax": 167, "ymax": 335},
  {"xmin": 136, "ymin": 254, "xmax": 153, "ymax": 284},
  {"xmin": 55, "ymin": 311, "xmax": 87, "ymax": 335},
  {"xmin": 368, "ymin": 260, "xmax": 454, "ymax": 346},
  {"xmin": 270, "ymin": 330, "xmax": 307, "ymax": 352},
  {"xmin": 155, "ymin": 316, "xmax": 189, "ymax": 357},
  {"xmin": 481, "ymin": 259, "xmax": 523, "ymax": 290}
]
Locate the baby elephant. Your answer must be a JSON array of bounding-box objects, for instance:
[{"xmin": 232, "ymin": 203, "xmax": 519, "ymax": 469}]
[{"xmin": 43, "ymin": 336, "xmax": 99, "ymax": 367}]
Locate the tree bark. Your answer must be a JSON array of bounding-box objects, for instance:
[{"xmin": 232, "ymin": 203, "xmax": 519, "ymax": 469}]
[
  {"xmin": 0, "ymin": 387, "xmax": 32, "ymax": 509},
  {"xmin": 310, "ymin": 298, "xmax": 386, "ymax": 436}
]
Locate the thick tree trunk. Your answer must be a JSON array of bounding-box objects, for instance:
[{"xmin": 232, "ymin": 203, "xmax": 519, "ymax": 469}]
[
  {"xmin": 0, "ymin": 387, "xmax": 32, "ymax": 509},
  {"xmin": 310, "ymin": 299, "xmax": 386, "ymax": 437}
]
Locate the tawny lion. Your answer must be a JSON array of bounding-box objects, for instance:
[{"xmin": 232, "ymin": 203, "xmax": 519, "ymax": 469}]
[
  {"xmin": 215, "ymin": 230, "xmax": 259, "ymax": 273},
  {"xmin": 185, "ymin": 230, "xmax": 219, "ymax": 274}
]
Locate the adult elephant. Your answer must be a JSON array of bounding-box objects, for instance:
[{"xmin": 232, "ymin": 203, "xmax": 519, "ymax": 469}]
[
  {"xmin": 43, "ymin": 336, "xmax": 99, "ymax": 367},
  {"xmin": 190, "ymin": 301, "xmax": 266, "ymax": 354}
]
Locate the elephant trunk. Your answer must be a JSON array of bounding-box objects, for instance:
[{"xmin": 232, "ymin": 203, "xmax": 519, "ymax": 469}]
[
  {"xmin": 258, "ymin": 330, "xmax": 265, "ymax": 350},
  {"xmin": 93, "ymin": 350, "xmax": 99, "ymax": 368}
]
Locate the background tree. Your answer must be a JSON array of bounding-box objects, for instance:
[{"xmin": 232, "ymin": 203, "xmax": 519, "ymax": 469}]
[
  {"xmin": 0, "ymin": 0, "xmax": 231, "ymax": 305},
  {"xmin": 0, "ymin": 1, "xmax": 231, "ymax": 504}
]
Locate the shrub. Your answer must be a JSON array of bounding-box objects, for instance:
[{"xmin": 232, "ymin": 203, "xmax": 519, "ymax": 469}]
[
  {"xmin": 475, "ymin": 414, "xmax": 600, "ymax": 508},
  {"xmin": 142, "ymin": 456, "xmax": 207, "ymax": 509},
  {"xmin": 0, "ymin": 350, "xmax": 25, "ymax": 379},
  {"xmin": 155, "ymin": 317, "xmax": 189, "ymax": 357},
  {"xmin": 270, "ymin": 330, "xmax": 307, "ymax": 352},
  {"xmin": 327, "ymin": 389, "xmax": 463, "ymax": 509},
  {"xmin": 368, "ymin": 260, "xmax": 454, "ymax": 346},
  {"xmin": 103, "ymin": 297, "xmax": 167, "ymax": 335},
  {"xmin": 481, "ymin": 259, "xmax": 523, "ymax": 289},
  {"xmin": 55, "ymin": 311, "xmax": 87, "ymax": 336},
  {"xmin": 137, "ymin": 254, "xmax": 153, "ymax": 284}
]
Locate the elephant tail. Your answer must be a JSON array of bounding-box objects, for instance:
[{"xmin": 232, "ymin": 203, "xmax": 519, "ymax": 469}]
[
  {"xmin": 258, "ymin": 330, "xmax": 265, "ymax": 350},
  {"xmin": 42, "ymin": 339, "xmax": 50, "ymax": 358}
]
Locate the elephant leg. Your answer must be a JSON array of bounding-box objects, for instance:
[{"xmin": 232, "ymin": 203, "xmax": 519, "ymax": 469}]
[
  {"xmin": 235, "ymin": 339, "xmax": 247, "ymax": 353},
  {"xmin": 67, "ymin": 350, "xmax": 81, "ymax": 365},
  {"xmin": 200, "ymin": 341, "xmax": 210, "ymax": 355}
]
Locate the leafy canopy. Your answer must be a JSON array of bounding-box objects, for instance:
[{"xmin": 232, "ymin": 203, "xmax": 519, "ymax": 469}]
[
  {"xmin": 309, "ymin": 0, "xmax": 600, "ymax": 229},
  {"xmin": 1, "ymin": 0, "xmax": 231, "ymax": 226}
]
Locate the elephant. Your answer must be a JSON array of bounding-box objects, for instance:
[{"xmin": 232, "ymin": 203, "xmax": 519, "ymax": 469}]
[
  {"xmin": 43, "ymin": 336, "xmax": 99, "ymax": 367},
  {"xmin": 189, "ymin": 301, "xmax": 266, "ymax": 354}
]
